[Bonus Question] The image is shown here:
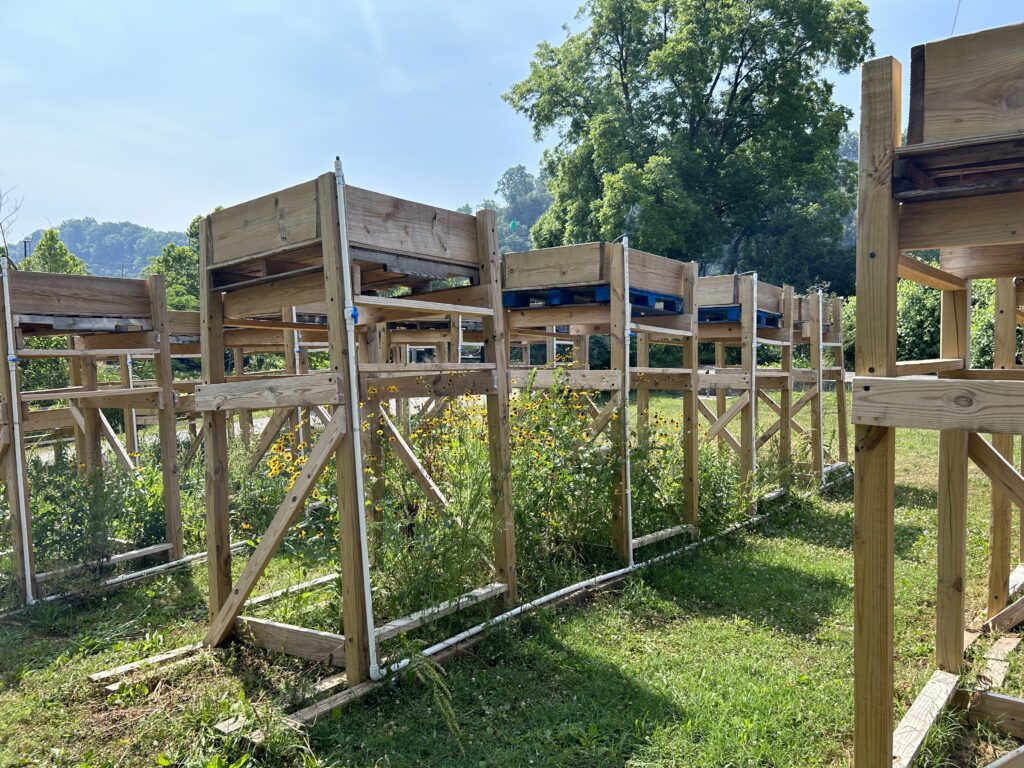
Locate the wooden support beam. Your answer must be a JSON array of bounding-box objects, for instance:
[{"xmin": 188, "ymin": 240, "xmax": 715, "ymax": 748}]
[
  {"xmin": 894, "ymin": 357, "xmax": 965, "ymax": 376},
  {"xmin": 205, "ymin": 413, "xmax": 345, "ymax": 647},
  {"xmin": 808, "ymin": 293, "xmax": 825, "ymax": 482},
  {"xmin": 247, "ymin": 407, "xmax": 295, "ymax": 474},
  {"xmin": 853, "ymin": 55, "xmax": 901, "ymax": 768},
  {"xmin": 957, "ymin": 690, "xmax": 1024, "ymax": 741},
  {"xmin": 897, "ymin": 253, "xmax": 967, "ymax": 291},
  {"xmin": 476, "ymin": 208, "xmax": 518, "ymax": 601},
  {"xmin": 778, "ymin": 287, "xmax": 794, "ymax": 479},
  {"xmin": 319, "ymin": 171, "xmax": 371, "ymax": 685},
  {"xmin": 200, "ymin": 216, "xmax": 232, "ymax": 618},
  {"xmin": 739, "ymin": 275, "xmax": 757, "ymax": 494},
  {"xmin": 891, "ymin": 670, "xmax": 960, "ymax": 768},
  {"xmin": 195, "ymin": 372, "xmax": 341, "ymax": 412},
  {"xmin": 98, "ymin": 410, "xmax": 134, "ymax": 472},
  {"xmin": 236, "ymin": 616, "xmax": 345, "ymax": 666},
  {"xmin": 714, "ymin": 342, "xmax": 728, "ymax": 451},
  {"xmin": 937, "ymin": 430, "xmax": 968, "ymax": 671},
  {"xmin": 853, "ymin": 377, "xmax": 1024, "ymax": 433},
  {"xmin": 609, "ymin": 243, "xmax": 631, "ymax": 561},
  {"xmin": 378, "ymin": 405, "xmax": 448, "ymax": 508},
  {"xmin": 706, "ymin": 391, "xmax": 749, "ymax": 439},
  {"xmin": 983, "ymin": 592, "xmax": 1024, "ymax": 634},
  {"xmin": 149, "ymin": 275, "xmax": 184, "ymax": 560},
  {"xmin": 969, "ymin": 433, "xmax": 1024, "ymax": 518},
  {"xmin": 697, "ymin": 398, "xmax": 741, "ymax": 453}
]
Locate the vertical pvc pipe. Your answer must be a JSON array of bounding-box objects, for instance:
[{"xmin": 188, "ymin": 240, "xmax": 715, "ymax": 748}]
[
  {"xmin": 1, "ymin": 258, "xmax": 33, "ymax": 603},
  {"xmin": 332, "ymin": 158, "xmax": 381, "ymax": 677},
  {"xmin": 621, "ymin": 236, "xmax": 634, "ymax": 565}
]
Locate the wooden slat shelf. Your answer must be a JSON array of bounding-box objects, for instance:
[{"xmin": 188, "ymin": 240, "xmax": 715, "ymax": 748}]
[{"xmin": 894, "ymin": 131, "xmax": 1024, "ymax": 202}]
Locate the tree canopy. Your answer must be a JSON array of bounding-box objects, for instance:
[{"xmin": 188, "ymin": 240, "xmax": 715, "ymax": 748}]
[
  {"xmin": 460, "ymin": 165, "xmax": 552, "ymax": 254},
  {"xmin": 505, "ymin": 0, "xmax": 873, "ymax": 292},
  {"xmin": 143, "ymin": 215, "xmax": 202, "ymax": 310},
  {"xmin": 19, "ymin": 228, "xmax": 89, "ymax": 274}
]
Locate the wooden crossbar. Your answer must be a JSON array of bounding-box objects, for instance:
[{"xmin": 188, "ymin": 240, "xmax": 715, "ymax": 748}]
[
  {"xmin": 379, "ymin": 405, "xmax": 448, "ymax": 508},
  {"xmin": 706, "ymin": 391, "xmax": 749, "ymax": 438},
  {"xmin": 697, "ymin": 399, "xmax": 741, "ymax": 453},
  {"xmin": 969, "ymin": 433, "xmax": 1024, "ymax": 511},
  {"xmin": 891, "ymin": 670, "xmax": 960, "ymax": 768}
]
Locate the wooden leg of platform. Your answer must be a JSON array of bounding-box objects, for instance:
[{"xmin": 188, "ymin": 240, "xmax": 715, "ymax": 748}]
[
  {"xmin": 150, "ymin": 275, "xmax": 183, "ymax": 560},
  {"xmin": 739, "ymin": 275, "xmax": 757, "ymax": 498},
  {"xmin": 853, "ymin": 56, "xmax": 901, "ymax": 768},
  {"xmin": 937, "ymin": 429, "xmax": 968, "ymax": 672}
]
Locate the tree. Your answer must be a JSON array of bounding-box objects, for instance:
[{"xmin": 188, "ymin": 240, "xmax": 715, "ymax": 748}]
[
  {"xmin": 142, "ymin": 214, "xmax": 210, "ymax": 311},
  {"xmin": 460, "ymin": 165, "xmax": 551, "ymax": 254},
  {"xmin": 505, "ymin": 0, "xmax": 873, "ymax": 292},
  {"xmin": 19, "ymin": 228, "xmax": 88, "ymax": 274}
]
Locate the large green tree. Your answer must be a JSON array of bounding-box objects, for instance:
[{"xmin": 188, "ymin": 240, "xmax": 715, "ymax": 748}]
[
  {"xmin": 142, "ymin": 214, "xmax": 209, "ymax": 311},
  {"xmin": 19, "ymin": 228, "xmax": 89, "ymax": 274},
  {"xmin": 506, "ymin": 0, "xmax": 872, "ymax": 292}
]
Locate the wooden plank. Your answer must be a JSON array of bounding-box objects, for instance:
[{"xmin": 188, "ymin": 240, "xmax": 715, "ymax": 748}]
[
  {"xmin": 149, "ymin": 275, "xmax": 184, "ymax": 560},
  {"xmin": 476, "ymin": 209, "xmax": 518, "ymax": 602},
  {"xmin": 808, "ymin": 292, "xmax": 825, "ymax": 482},
  {"xmin": 891, "ymin": 670, "xmax": 959, "ymax": 768},
  {"xmin": 698, "ymin": 398, "xmax": 741, "ymax": 453},
  {"xmin": 8, "ymin": 271, "xmax": 151, "ymax": 318},
  {"xmin": 697, "ymin": 275, "xmax": 738, "ymax": 306},
  {"xmin": 853, "ymin": 377, "xmax": 1024, "ymax": 433},
  {"xmin": 223, "ymin": 270, "xmax": 326, "ymax": 318},
  {"xmin": 992, "ymin": 277, "xmax": 1018, "ymax": 616},
  {"xmin": 98, "ymin": 410, "xmax": 134, "ymax": 472},
  {"xmin": 320, "ymin": 171, "xmax": 371, "ymax": 685},
  {"xmin": 237, "ymin": 616, "xmax": 345, "ymax": 666},
  {"xmin": 246, "ymin": 407, "xmax": 295, "ymax": 473},
  {"xmin": 897, "ymin": 253, "xmax": 967, "ymax": 291},
  {"xmin": 89, "ymin": 642, "xmax": 203, "ymax": 683},
  {"xmin": 512, "ymin": 368, "xmax": 619, "ymax": 391},
  {"xmin": 609, "ymin": 243, "xmax": 631, "ymax": 561},
  {"xmin": 344, "ymin": 184, "xmax": 479, "ymax": 268},
  {"xmin": 939, "ymin": 244, "xmax": 1024, "ymax": 280},
  {"xmin": 895, "ymin": 358, "xmax": 965, "ymax": 376},
  {"xmin": 502, "ymin": 243, "xmax": 605, "ymax": 290},
  {"xmin": 919, "ymin": 23, "xmax": 1024, "ymax": 142},
  {"xmin": 706, "ymin": 391, "xmax": 749, "ymax": 438},
  {"xmin": 21, "ymin": 407, "xmax": 74, "ymax": 432},
  {"xmin": 195, "ymin": 372, "xmax": 340, "ymax": 411},
  {"xmin": 200, "ymin": 215, "xmax": 232, "ymax": 619},
  {"xmin": 375, "ymin": 582, "xmax": 507, "ymax": 641},
  {"xmin": 982, "ymin": 636, "xmax": 1021, "ymax": 691},
  {"xmin": 983, "ymin": 592, "xmax": 1024, "ymax": 634},
  {"xmin": 969, "ymin": 433, "xmax": 1024, "ymax": 521},
  {"xmin": 853, "ymin": 55, "xmax": 901, "ymax": 768},
  {"xmin": 205, "ymin": 413, "xmax": 345, "ymax": 647},
  {"xmin": 900, "ymin": 191, "xmax": 1024, "ymax": 251},
  {"xmin": 355, "ymin": 294, "xmax": 493, "ymax": 319},
  {"xmin": 958, "ymin": 691, "xmax": 1024, "ymax": 740},
  {"xmin": 379, "ymin": 405, "xmax": 448, "ymax": 508},
  {"xmin": 937, "ymin": 430, "xmax": 968, "ymax": 672},
  {"xmin": 984, "ymin": 743, "xmax": 1024, "ymax": 768},
  {"xmin": 363, "ymin": 370, "xmax": 496, "ymax": 399}
]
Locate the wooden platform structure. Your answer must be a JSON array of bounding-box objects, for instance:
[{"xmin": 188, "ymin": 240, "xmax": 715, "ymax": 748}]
[
  {"xmin": 502, "ymin": 241, "xmax": 700, "ymax": 557},
  {"xmin": 853, "ymin": 23, "xmax": 1024, "ymax": 767},
  {"xmin": 197, "ymin": 164, "xmax": 516, "ymax": 686},
  {"xmin": 0, "ymin": 270, "xmax": 183, "ymax": 604},
  {"xmin": 695, "ymin": 276, "xmax": 846, "ymax": 489}
]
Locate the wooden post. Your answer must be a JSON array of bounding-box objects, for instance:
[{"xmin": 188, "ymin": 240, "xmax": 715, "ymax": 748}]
[
  {"xmin": 319, "ymin": 171, "xmax": 371, "ymax": 684},
  {"xmin": 149, "ymin": 275, "xmax": 184, "ymax": 560},
  {"xmin": 937, "ymin": 284, "xmax": 970, "ymax": 671},
  {"xmin": 68, "ymin": 340, "xmax": 87, "ymax": 470},
  {"xmin": 636, "ymin": 332, "xmax": 650, "ymax": 446},
  {"xmin": 77, "ymin": 351, "xmax": 103, "ymax": 471},
  {"xmin": 200, "ymin": 217, "xmax": 232, "ymax": 619},
  {"xmin": 609, "ymin": 243, "xmax": 632, "ymax": 561},
  {"xmin": 119, "ymin": 354, "xmax": 138, "ymax": 455},
  {"xmin": 714, "ymin": 342, "xmax": 728, "ymax": 450},
  {"xmin": 991, "ymin": 277, "xmax": 1017, "ymax": 615},
  {"xmin": 0, "ymin": 285, "xmax": 36, "ymax": 604},
  {"xmin": 738, "ymin": 274, "xmax": 757, "ymax": 493},
  {"xmin": 779, "ymin": 287, "xmax": 794, "ymax": 482},
  {"xmin": 232, "ymin": 348, "xmax": 251, "ymax": 448},
  {"xmin": 476, "ymin": 208, "xmax": 518, "ymax": 602},
  {"xmin": 682, "ymin": 262, "xmax": 700, "ymax": 528},
  {"xmin": 853, "ymin": 55, "xmax": 901, "ymax": 768},
  {"xmin": 809, "ymin": 292, "xmax": 825, "ymax": 483},
  {"xmin": 833, "ymin": 297, "xmax": 849, "ymax": 464}
]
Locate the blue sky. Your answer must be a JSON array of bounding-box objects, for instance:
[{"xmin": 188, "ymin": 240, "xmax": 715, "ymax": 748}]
[{"xmin": 3, "ymin": 1, "xmax": 1023, "ymax": 240}]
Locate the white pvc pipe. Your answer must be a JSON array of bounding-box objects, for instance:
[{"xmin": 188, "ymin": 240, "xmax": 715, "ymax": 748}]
[
  {"xmin": 333, "ymin": 158, "xmax": 382, "ymax": 678},
  {"xmin": 1, "ymin": 258, "xmax": 34, "ymax": 604},
  {"xmin": 621, "ymin": 236, "xmax": 634, "ymax": 566}
]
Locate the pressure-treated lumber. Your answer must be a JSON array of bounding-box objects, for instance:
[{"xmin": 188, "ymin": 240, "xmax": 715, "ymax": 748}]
[
  {"xmin": 897, "ymin": 253, "xmax": 967, "ymax": 291},
  {"xmin": 958, "ymin": 691, "xmax": 1024, "ymax": 740},
  {"xmin": 990, "ymin": 277, "xmax": 1018, "ymax": 615},
  {"xmin": 853, "ymin": 55, "xmax": 901, "ymax": 768},
  {"xmin": 378, "ymin": 405, "xmax": 448, "ymax": 508},
  {"xmin": 204, "ymin": 413, "xmax": 344, "ymax": 647},
  {"xmin": 194, "ymin": 372, "xmax": 340, "ymax": 411},
  {"xmin": 852, "ymin": 377, "xmax": 1024, "ymax": 433},
  {"xmin": 237, "ymin": 616, "xmax": 346, "ymax": 666},
  {"xmin": 891, "ymin": 670, "xmax": 960, "ymax": 768},
  {"xmin": 475, "ymin": 208, "xmax": 518, "ymax": 601}
]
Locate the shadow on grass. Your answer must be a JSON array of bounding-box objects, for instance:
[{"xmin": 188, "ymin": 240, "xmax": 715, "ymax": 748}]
[
  {"xmin": 0, "ymin": 565, "xmax": 207, "ymax": 688},
  {"xmin": 309, "ymin": 618, "xmax": 688, "ymax": 768},
  {"xmin": 641, "ymin": 536, "xmax": 848, "ymax": 636},
  {"xmin": 756, "ymin": 494, "xmax": 926, "ymax": 561}
]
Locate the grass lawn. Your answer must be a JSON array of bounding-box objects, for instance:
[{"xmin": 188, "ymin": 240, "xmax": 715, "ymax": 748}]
[{"xmin": 0, "ymin": 394, "xmax": 1022, "ymax": 766}]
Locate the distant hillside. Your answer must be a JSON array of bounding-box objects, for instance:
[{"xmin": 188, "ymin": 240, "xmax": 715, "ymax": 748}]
[{"xmin": 18, "ymin": 218, "xmax": 186, "ymax": 277}]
